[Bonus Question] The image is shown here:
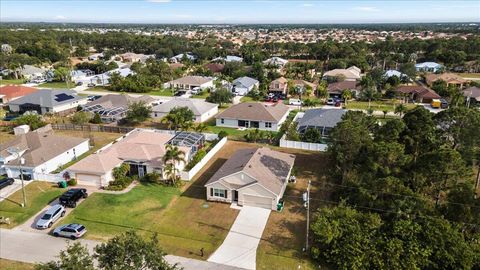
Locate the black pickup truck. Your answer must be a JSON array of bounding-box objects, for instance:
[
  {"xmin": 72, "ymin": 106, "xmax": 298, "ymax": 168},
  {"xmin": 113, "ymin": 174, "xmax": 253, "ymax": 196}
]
[{"xmin": 59, "ymin": 188, "xmax": 88, "ymax": 208}]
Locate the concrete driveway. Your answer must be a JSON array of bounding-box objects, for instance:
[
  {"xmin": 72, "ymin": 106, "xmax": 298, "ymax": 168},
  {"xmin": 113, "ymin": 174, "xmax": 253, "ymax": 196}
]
[
  {"xmin": 0, "ymin": 179, "xmax": 32, "ymax": 203},
  {"xmin": 208, "ymin": 206, "xmax": 271, "ymax": 270}
]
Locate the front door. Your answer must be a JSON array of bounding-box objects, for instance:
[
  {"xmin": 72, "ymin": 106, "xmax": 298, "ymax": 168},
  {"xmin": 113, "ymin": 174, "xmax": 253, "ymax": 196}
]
[
  {"xmin": 233, "ymin": 190, "xmax": 239, "ymax": 202},
  {"xmin": 138, "ymin": 166, "xmax": 145, "ymax": 178}
]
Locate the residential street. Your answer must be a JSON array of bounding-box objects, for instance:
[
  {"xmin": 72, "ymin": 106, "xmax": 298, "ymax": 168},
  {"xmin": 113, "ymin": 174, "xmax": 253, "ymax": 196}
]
[
  {"xmin": 208, "ymin": 206, "xmax": 271, "ymax": 270},
  {"xmin": 0, "ymin": 229, "xmax": 245, "ymax": 270}
]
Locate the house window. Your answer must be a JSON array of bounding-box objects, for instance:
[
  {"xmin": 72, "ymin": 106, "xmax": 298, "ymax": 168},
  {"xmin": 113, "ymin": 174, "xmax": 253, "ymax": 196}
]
[
  {"xmin": 154, "ymin": 113, "xmax": 157, "ymax": 117},
  {"xmin": 265, "ymin": 122, "xmax": 272, "ymax": 128},
  {"xmin": 212, "ymin": 188, "xmax": 227, "ymax": 198},
  {"xmin": 221, "ymin": 118, "xmax": 224, "ymax": 124}
]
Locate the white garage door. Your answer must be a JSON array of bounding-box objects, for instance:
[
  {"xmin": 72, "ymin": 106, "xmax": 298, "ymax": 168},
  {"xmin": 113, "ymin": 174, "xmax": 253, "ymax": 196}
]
[
  {"xmin": 243, "ymin": 194, "xmax": 273, "ymax": 210},
  {"xmin": 76, "ymin": 174, "xmax": 101, "ymax": 187}
]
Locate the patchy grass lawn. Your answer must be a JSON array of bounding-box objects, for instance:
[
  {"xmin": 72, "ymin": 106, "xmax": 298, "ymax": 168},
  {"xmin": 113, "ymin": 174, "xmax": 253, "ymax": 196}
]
[
  {"xmin": 38, "ymin": 82, "xmax": 72, "ymax": 89},
  {"xmin": 191, "ymin": 91, "xmax": 210, "ymax": 99},
  {"xmin": 51, "ymin": 131, "xmax": 121, "ymax": 173},
  {"xmin": 0, "ymin": 79, "xmax": 25, "ymax": 85},
  {"xmin": 0, "ymin": 181, "xmax": 63, "ymax": 228},
  {"xmin": 0, "ymin": 259, "xmax": 35, "ymax": 270},
  {"xmin": 61, "ymin": 183, "xmax": 181, "ymax": 241},
  {"xmin": 257, "ymin": 148, "xmax": 329, "ymax": 270},
  {"xmin": 87, "ymin": 86, "xmax": 174, "ymax": 97},
  {"xmin": 345, "ymin": 100, "xmax": 416, "ymax": 112},
  {"xmin": 204, "ymin": 117, "xmax": 248, "ymax": 141},
  {"xmin": 455, "ymin": 73, "xmax": 480, "ymax": 79},
  {"xmin": 0, "ymin": 127, "xmax": 15, "ymax": 142}
]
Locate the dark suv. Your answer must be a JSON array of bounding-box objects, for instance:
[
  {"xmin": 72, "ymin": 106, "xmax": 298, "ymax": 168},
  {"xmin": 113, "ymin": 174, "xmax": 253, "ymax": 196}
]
[{"xmin": 59, "ymin": 188, "xmax": 88, "ymax": 208}]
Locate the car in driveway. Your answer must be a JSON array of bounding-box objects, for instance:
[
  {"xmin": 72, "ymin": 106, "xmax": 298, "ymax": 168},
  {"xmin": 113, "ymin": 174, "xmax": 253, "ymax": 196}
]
[
  {"xmin": 0, "ymin": 178, "xmax": 15, "ymax": 190},
  {"xmin": 53, "ymin": 224, "xmax": 87, "ymax": 240},
  {"xmin": 59, "ymin": 188, "xmax": 88, "ymax": 208},
  {"xmin": 36, "ymin": 204, "xmax": 66, "ymax": 229}
]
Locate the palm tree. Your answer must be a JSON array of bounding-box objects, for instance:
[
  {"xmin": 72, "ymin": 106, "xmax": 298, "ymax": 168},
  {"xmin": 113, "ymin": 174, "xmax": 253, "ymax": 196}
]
[
  {"xmin": 394, "ymin": 103, "xmax": 407, "ymax": 117},
  {"xmin": 341, "ymin": 89, "xmax": 352, "ymax": 106},
  {"xmin": 193, "ymin": 123, "xmax": 207, "ymax": 133},
  {"xmin": 161, "ymin": 114, "xmax": 179, "ymax": 130},
  {"xmin": 162, "ymin": 145, "xmax": 186, "ymax": 185}
]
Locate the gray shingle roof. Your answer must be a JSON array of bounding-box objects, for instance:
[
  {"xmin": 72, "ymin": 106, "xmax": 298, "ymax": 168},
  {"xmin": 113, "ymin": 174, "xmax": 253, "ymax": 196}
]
[
  {"xmin": 298, "ymin": 109, "xmax": 346, "ymax": 129},
  {"xmin": 9, "ymin": 89, "xmax": 86, "ymax": 108},
  {"xmin": 233, "ymin": 76, "xmax": 259, "ymax": 88},
  {"xmin": 216, "ymin": 102, "xmax": 289, "ymax": 122},
  {"xmin": 152, "ymin": 98, "xmax": 218, "ymax": 116}
]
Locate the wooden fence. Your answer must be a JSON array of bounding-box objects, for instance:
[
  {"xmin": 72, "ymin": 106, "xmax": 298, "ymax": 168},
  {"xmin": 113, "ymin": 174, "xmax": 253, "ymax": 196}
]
[{"xmin": 51, "ymin": 123, "xmax": 134, "ymax": 134}]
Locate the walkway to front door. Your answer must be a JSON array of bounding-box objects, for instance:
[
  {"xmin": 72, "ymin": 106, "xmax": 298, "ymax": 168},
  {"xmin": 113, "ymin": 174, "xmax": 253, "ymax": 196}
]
[{"xmin": 207, "ymin": 206, "xmax": 271, "ymax": 270}]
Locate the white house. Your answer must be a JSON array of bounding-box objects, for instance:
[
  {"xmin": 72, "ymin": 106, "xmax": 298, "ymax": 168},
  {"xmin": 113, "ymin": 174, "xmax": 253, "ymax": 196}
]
[
  {"xmin": 8, "ymin": 89, "xmax": 88, "ymax": 115},
  {"xmin": 415, "ymin": 62, "xmax": 443, "ymax": 73},
  {"xmin": 231, "ymin": 76, "xmax": 259, "ymax": 96},
  {"xmin": 163, "ymin": 76, "xmax": 214, "ymax": 90},
  {"xmin": 204, "ymin": 147, "xmax": 295, "ymax": 210},
  {"xmin": 263, "ymin": 57, "xmax": 288, "ymax": 68},
  {"xmin": 215, "ymin": 102, "xmax": 290, "ymax": 131},
  {"xmin": 0, "ymin": 130, "xmax": 89, "ymax": 179},
  {"xmin": 323, "ymin": 66, "xmax": 361, "ymax": 81},
  {"xmin": 170, "ymin": 53, "xmax": 196, "ymax": 63},
  {"xmin": 151, "ymin": 98, "xmax": 218, "ymax": 123}
]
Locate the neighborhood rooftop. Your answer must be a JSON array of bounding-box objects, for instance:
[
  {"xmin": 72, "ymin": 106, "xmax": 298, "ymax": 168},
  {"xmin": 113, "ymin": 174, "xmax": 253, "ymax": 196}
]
[{"xmin": 216, "ymin": 102, "xmax": 289, "ymax": 122}]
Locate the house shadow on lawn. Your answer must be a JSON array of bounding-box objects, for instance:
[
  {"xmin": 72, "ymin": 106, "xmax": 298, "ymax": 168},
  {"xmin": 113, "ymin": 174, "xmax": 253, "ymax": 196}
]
[{"xmin": 181, "ymin": 158, "xmax": 228, "ymax": 200}]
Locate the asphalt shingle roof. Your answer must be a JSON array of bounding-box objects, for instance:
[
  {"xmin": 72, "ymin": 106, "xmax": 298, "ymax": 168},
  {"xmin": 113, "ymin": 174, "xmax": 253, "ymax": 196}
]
[
  {"xmin": 152, "ymin": 98, "xmax": 218, "ymax": 116},
  {"xmin": 298, "ymin": 109, "xmax": 346, "ymax": 129},
  {"xmin": 216, "ymin": 102, "xmax": 289, "ymax": 122},
  {"xmin": 8, "ymin": 89, "xmax": 86, "ymax": 108}
]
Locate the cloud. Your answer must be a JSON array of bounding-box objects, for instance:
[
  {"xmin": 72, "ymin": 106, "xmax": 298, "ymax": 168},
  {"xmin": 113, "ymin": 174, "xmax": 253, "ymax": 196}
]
[
  {"xmin": 302, "ymin": 3, "xmax": 314, "ymax": 7},
  {"xmin": 147, "ymin": 0, "xmax": 171, "ymax": 2},
  {"xmin": 54, "ymin": 15, "xmax": 66, "ymax": 20},
  {"xmin": 354, "ymin": 6, "xmax": 380, "ymax": 12}
]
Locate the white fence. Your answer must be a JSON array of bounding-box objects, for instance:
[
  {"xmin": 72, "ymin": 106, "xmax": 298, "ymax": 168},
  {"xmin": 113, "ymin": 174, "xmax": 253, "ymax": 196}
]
[
  {"xmin": 279, "ymin": 135, "xmax": 328, "ymax": 152},
  {"xmin": 33, "ymin": 173, "xmax": 64, "ymax": 183},
  {"xmin": 180, "ymin": 137, "xmax": 227, "ymax": 181}
]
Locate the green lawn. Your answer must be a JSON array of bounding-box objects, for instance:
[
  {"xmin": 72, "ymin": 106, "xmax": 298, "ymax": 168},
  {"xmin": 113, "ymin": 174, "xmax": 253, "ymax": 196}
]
[
  {"xmin": 38, "ymin": 82, "xmax": 73, "ymax": 89},
  {"xmin": 204, "ymin": 117, "xmax": 248, "ymax": 141},
  {"xmin": 455, "ymin": 73, "xmax": 480, "ymax": 79},
  {"xmin": 0, "ymin": 259, "xmax": 35, "ymax": 270},
  {"xmin": 61, "ymin": 183, "xmax": 181, "ymax": 241},
  {"xmin": 345, "ymin": 100, "xmax": 417, "ymax": 112},
  {"xmin": 240, "ymin": 96, "xmax": 255, "ymax": 102},
  {"xmin": 191, "ymin": 91, "xmax": 210, "ymax": 99},
  {"xmin": 0, "ymin": 181, "xmax": 64, "ymax": 228},
  {"xmin": 0, "ymin": 79, "xmax": 25, "ymax": 85},
  {"xmin": 88, "ymin": 86, "xmax": 174, "ymax": 97}
]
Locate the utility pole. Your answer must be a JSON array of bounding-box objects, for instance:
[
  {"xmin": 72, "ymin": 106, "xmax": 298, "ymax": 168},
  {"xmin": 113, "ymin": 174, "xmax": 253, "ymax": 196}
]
[{"xmin": 304, "ymin": 180, "xmax": 311, "ymax": 252}]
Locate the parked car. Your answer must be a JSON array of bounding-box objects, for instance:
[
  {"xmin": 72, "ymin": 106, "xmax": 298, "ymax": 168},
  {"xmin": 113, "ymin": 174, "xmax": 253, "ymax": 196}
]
[
  {"xmin": 53, "ymin": 223, "xmax": 87, "ymax": 240},
  {"xmin": 191, "ymin": 87, "xmax": 202, "ymax": 95},
  {"xmin": 87, "ymin": 83, "xmax": 96, "ymax": 87},
  {"xmin": 76, "ymin": 82, "xmax": 83, "ymax": 86},
  {"xmin": 289, "ymin": 98, "xmax": 302, "ymax": 106},
  {"xmin": 87, "ymin": 95, "xmax": 102, "ymax": 101},
  {"xmin": 59, "ymin": 188, "xmax": 88, "ymax": 208},
  {"xmin": 36, "ymin": 204, "xmax": 66, "ymax": 229},
  {"xmin": 0, "ymin": 178, "xmax": 14, "ymax": 190},
  {"xmin": 326, "ymin": 98, "xmax": 335, "ymax": 105},
  {"xmin": 440, "ymin": 99, "xmax": 449, "ymax": 109}
]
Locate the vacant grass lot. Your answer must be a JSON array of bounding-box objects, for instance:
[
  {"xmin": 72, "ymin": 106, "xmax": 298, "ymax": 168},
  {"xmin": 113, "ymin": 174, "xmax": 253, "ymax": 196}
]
[
  {"xmin": 345, "ymin": 100, "xmax": 417, "ymax": 112},
  {"xmin": 61, "ymin": 183, "xmax": 181, "ymax": 240},
  {"xmin": 0, "ymin": 259, "xmax": 35, "ymax": 270},
  {"xmin": 0, "ymin": 181, "xmax": 63, "ymax": 228},
  {"xmin": 88, "ymin": 86, "xmax": 174, "ymax": 96},
  {"xmin": 455, "ymin": 73, "xmax": 480, "ymax": 79},
  {"xmin": 38, "ymin": 82, "xmax": 71, "ymax": 89},
  {"xmin": 0, "ymin": 79, "xmax": 25, "ymax": 85}
]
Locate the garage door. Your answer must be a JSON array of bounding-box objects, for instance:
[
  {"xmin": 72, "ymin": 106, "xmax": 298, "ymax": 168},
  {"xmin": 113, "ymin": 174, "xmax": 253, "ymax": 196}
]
[
  {"xmin": 76, "ymin": 174, "xmax": 101, "ymax": 187},
  {"xmin": 243, "ymin": 194, "xmax": 273, "ymax": 210}
]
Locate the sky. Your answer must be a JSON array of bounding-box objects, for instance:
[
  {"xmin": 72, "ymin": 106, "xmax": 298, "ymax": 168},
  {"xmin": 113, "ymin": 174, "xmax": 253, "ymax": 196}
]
[{"xmin": 0, "ymin": 0, "xmax": 479, "ymax": 24}]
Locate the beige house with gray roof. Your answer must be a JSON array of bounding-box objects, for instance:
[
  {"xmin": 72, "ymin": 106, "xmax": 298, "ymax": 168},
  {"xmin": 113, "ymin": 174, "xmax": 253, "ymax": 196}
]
[
  {"xmin": 204, "ymin": 147, "xmax": 295, "ymax": 210},
  {"xmin": 163, "ymin": 76, "xmax": 214, "ymax": 90}
]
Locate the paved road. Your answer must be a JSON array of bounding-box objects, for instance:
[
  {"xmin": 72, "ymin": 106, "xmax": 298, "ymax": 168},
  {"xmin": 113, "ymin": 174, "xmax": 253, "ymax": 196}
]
[
  {"xmin": 208, "ymin": 206, "xmax": 271, "ymax": 270},
  {"xmin": 0, "ymin": 179, "xmax": 32, "ymax": 203},
  {"xmin": 0, "ymin": 229, "xmax": 244, "ymax": 270}
]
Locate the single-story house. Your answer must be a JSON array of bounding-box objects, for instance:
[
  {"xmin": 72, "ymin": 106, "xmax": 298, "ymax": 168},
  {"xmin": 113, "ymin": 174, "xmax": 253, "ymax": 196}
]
[
  {"xmin": 463, "ymin": 86, "xmax": 480, "ymax": 105},
  {"xmin": 297, "ymin": 109, "xmax": 346, "ymax": 137},
  {"xmin": 425, "ymin": 73, "xmax": 468, "ymax": 88},
  {"xmin": 0, "ymin": 130, "xmax": 89, "ymax": 179},
  {"xmin": 384, "ymin": 70, "xmax": 409, "ymax": 81},
  {"xmin": 17, "ymin": 65, "xmax": 47, "ymax": 80},
  {"xmin": 215, "ymin": 102, "xmax": 290, "ymax": 131},
  {"xmin": 415, "ymin": 62, "xmax": 443, "ymax": 73},
  {"xmin": 163, "ymin": 76, "xmax": 214, "ymax": 90},
  {"xmin": 0, "ymin": 85, "xmax": 38, "ymax": 104},
  {"xmin": 291, "ymin": 79, "xmax": 317, "ymax": 96},
  {"xmin": 69, "ymin": 129, "xmax": 204, "ymax": 187},
  {"xmin": 323, "ymin": 66, "xmax": 361, "ymax": 82},
  {"xmin": 231, "ymin": 76, "xmax": 259, "ymax": 96},
  {"xmin": 119, "ymin": 52, "xmax": 154, "ymax": 63},
  {"xmin": 269, "ymin": 77, "xmax": 289, "ymax": 95},
  {"xmin": 88, "ymin": 53, "xmax": 104, "ymax": 61},
  {"xmin": 83, "ymin": 94, "xmax": 156, "ymax": 122},
  {"xmin": 327, "ymin": 81, "xmax": 361, "ymax": 98},
  {"xmin": 204, "ymin": 147, "xmax": 295, "ymax": 210},
  {"xmin": 263, "ymin": 57, "xmax": 288, "ymax": 68},
  {"xmin": 212, "ymin": 55, "xmax": 243, "ymax": 63},
  {"xmin": 169, "ymin": 53, "xmax": 196, "ymax": 63},
  {"xmin": 395, "ymin": 85, "xmax": 441, "ymax": 103},
  {"xmin": 204, "ymin": 63, "xmax": 225, "ymax": 74},
  {"xmin": 8, "ymin": 89, "xmax": 87, "ymax": 115},
  {"xmin": 151, "ymin": 98, "xmax": 218, "ymax": 123}
]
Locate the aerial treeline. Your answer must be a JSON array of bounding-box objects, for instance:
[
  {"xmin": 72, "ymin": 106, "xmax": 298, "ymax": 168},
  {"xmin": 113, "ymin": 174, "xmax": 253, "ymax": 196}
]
[
  {"xmin": 311, "ymin": 107, "xmax": 480, "ymax": 269},
  {"xmin": 1, "ymin": 29, "xmax": 479, "ymax": 71}
]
